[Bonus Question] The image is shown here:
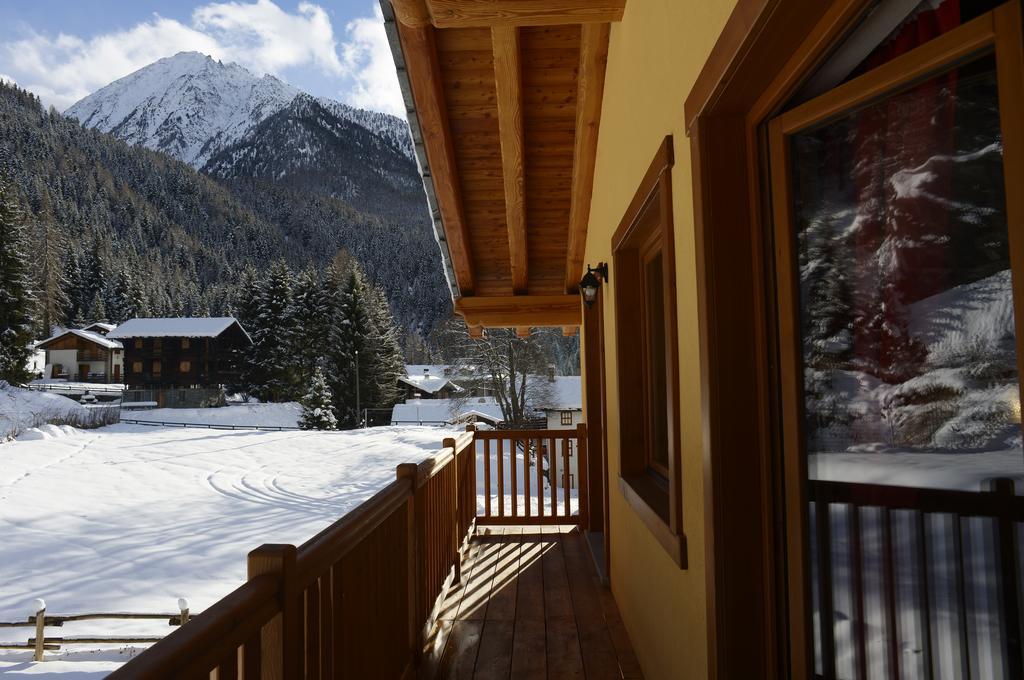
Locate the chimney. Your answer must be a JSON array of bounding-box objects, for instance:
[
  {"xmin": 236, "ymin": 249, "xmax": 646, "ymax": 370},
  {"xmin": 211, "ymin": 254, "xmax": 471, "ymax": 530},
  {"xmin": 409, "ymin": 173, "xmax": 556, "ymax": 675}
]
[
  {"xmin": 423, "ymin": 367, "xmax": 430, "ymax": 375},
  {"xmin": 547, "ymin": 365, "xmax": 556, "ymax": 383}
]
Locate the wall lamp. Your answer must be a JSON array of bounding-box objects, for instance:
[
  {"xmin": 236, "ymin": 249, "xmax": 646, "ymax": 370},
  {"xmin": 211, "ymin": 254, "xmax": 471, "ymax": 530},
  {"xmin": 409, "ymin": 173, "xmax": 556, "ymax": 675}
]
[{"xmin": 579, "ymin": 262, "xmax": 609, "ymax": 308}]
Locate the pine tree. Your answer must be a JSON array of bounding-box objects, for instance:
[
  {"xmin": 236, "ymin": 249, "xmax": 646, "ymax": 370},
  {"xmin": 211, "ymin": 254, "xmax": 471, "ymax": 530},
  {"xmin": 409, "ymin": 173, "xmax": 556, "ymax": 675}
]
[
  {"xmin": 299, "ymin": 365, "xmax": 338, "ymax": 430},
  {"xmin": 290, "ymin": 267, "xmax": 330, "ymax": 384},
  {"xmin": 249, "ymin": 261, "xmax": 297, "ymax": 401},
  {"xmin": 365, "ymin": 285, "xmax": 404, "ymax": 410},
  {"xmin": 0, "ymin": 180, "xmax": 36, "ymax": 383},
  {"xmin": 31, "ymin": 220, "xmax": 68, "ymax": 338}
]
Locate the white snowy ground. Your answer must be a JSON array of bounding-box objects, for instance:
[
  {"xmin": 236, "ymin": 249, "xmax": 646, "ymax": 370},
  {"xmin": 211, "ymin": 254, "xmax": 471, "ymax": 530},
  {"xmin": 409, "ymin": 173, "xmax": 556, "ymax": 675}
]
[
  {"xmin": 0, "ymin": 424, "xmax": 454, "ymax": 677},
  {"xmin": 123, "ymin": 402, "xmax": 302, "ymax": 428}
]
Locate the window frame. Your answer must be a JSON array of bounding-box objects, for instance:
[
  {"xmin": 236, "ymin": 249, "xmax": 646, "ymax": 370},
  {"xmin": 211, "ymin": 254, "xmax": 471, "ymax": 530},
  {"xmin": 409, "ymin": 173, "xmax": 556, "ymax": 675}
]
[
  {"xmin": 767, "ymin": 6, "xmax": 1024, "ymax": 674},
  {"xmin": 179, "ymin": 360, "xmax": 192, "ymax": 373},
  {"xmin": 182, "ymin": 338, "xmax": 190, "ymax": 350},
  {"xmin": 560, "ymin": 410, "xmax": 573, "ymax": 426},
  {"xmin": 611, "ymin": 135, "xmax": 687, "ymax": 568}
]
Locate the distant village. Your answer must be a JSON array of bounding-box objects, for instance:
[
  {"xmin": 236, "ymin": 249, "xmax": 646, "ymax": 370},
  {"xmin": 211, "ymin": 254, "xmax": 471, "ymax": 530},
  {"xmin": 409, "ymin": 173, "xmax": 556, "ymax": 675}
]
[{"xmin": 28, "ymin": 318, "xmax": 582, "ymax": 429}]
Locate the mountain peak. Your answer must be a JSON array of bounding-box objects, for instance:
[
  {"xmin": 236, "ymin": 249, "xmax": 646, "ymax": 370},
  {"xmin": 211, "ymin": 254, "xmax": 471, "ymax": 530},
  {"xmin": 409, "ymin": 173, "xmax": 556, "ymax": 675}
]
[{"xmin": 65, "ymin": 53, "xmax": 301, "ymax": 167}]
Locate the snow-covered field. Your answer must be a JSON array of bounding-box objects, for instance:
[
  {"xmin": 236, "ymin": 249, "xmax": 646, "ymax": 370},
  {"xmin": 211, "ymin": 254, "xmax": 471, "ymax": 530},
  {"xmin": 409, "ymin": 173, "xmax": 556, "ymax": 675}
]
[
  {"xmin": 124, "ymin": 402, "xmax": 302, "ymax": 429},
  {"xmin": 0, "ymin": 424, "xmax": 454, "ymax": 677}
]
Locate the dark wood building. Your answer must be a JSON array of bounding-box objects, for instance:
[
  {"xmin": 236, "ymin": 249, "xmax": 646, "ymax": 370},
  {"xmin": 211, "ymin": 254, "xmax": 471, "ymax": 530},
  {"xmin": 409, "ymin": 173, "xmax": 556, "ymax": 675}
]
[{"xmin": 107, "ymin": 318, "xmax": 251, "ymax": 389}]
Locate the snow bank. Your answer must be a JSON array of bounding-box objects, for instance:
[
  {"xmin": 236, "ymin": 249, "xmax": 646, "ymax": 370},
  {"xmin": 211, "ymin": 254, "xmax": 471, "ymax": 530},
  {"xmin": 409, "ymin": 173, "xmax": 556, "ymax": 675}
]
[
  {"xmin": 0, "ymin": 383, "xmax": 91, "ymax": 440},
  {"xmin": 0, "ymin": 424, "xmax": 454, "ymax": 675},
  {"xmin": 127, "ymin": 402, "xmax": 301, "ymax": 428}
]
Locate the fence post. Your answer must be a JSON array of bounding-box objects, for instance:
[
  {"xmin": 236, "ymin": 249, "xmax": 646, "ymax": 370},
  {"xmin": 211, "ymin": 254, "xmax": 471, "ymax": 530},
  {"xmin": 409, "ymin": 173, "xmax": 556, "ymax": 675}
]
[
  {"xmin": 989, "ymin": 477, "xmax": 1022, "ymax": 677},
  {"xmin": 248, "ymin": 544, "xmax": 300, "ymax": 680},
  {"xmin": 32, "ymin": 598, "xmax": 45, "ymax": 662},
  {"xmin": 576, "ymin": 423, "xmax": 589, "ymax": 529},
  {"xmin": 177, "ymin": 597, "xmax": 190, "ymax": 626},
  {"xmin": 396, "ymin": 463, "xmax": 421, "ymax": 669}
]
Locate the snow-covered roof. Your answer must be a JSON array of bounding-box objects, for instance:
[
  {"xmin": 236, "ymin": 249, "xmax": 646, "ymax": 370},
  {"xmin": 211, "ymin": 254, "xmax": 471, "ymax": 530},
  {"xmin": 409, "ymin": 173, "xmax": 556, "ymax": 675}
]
[
  {"xmin": 399, "ymin": 364, "xmax": 461, "ymax": 395},
  {"xmin": 36, "ymin": 328, "xmax": 123, "ymax": 350},
  {"xmin": 107, "ymin": 317, "xmax": 250, "ymax": 341},
  {"xmin": 534, "ymin": 375, "xmax": 583, "ymax": 411},
  {"xmin": 391, "ymin": 397, "xmax": 504, "ymax": 425},
  {"xmin": 82, "ymin": 322, "xmax": 117, "ymax": 334}
]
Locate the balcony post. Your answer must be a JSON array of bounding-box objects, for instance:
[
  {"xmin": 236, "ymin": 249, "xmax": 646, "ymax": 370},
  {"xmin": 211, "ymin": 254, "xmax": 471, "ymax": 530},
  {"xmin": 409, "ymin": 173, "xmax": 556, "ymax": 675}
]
[
  {"xmin": 247, "ymin": 544, "xmax": 299, "ymax": 680},
  {"xmin": 576, "ymin": 423, "xmax": 589, "ymax": 528},
  {"xmin": 396, "ymin": 463, "xmax": 421, "ymax": 667},
  {"xmin": 442, "ymin": 437, "xmax": 461, "ymax": 585}
]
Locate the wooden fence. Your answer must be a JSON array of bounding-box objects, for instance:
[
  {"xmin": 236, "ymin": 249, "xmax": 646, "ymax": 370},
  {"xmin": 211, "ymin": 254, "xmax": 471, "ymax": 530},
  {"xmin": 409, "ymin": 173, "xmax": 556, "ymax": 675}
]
[
  {"xmin": 809, "ymin": 477, "xmax": 1023, "ymax": 680},
  {"xmin": 106, "ymin": 430, "xmax": 476, "ymax": 680},
  {"xmin": 474, "ymin": 424, "xmax": 588, "ymax": 526},
  {"xmin": 0, "ymin": 601, "xmax": 191, "ymax": 662}
]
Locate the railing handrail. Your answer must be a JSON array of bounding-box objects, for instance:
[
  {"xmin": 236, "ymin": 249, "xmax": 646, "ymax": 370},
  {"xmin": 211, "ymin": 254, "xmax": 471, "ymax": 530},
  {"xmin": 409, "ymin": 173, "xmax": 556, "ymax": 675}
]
[
  {"xmin": 106, "ymin": 575, "xmax": 278, "ymax": 678},
  {"xmin": 475, "ymin": 428, "xmax": 572, "ymax": 439},
  {"xmin": 809, "ymin": 477, "xmax": 1022, "ymax": 518}
]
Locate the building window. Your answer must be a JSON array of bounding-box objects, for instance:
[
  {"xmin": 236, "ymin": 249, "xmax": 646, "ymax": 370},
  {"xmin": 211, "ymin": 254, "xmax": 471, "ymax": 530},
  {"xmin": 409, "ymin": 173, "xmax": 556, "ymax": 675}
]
[
  {"xmin": 152, "ymin": 359, "xmax": 162, "ymax": 375},
  {"xmin": 179, "ymin": 360, "xmax": 191, "ymax": 373},
  {"xmin": 153, "ymin": 338, "xmax": 162, "ymax": 351},
  {"xmin": 134, "ymin": 339, "xmax": 142, "ymax": 349},
  {"xmin": 560, "ymin": 411, "xmax": 573, "ymax": 426},
  {"xmin": 132, "ymin": 361, "xmax": 142, "ymax": 373},
  {"xmin": 181, "ymin": 338, "xmax": 190, "ymax": 350},
  {"xmin": 612, "ymin": 136, "xmax": 685, "ymax": 567}
]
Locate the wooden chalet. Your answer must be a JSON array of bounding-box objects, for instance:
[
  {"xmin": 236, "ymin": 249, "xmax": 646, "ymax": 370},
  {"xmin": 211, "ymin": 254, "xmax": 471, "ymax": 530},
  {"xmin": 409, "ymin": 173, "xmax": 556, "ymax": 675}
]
[
  {"xmin": 35, "ymin": 328, "xmax": 123, "ymax": 383},
  {"xmin": 106, "ymin": 318, "xmax": 251, "ymax": 389},
  {"xmin": 104, "ymin": 1, "xmax": 1024, "ymax": 679}
]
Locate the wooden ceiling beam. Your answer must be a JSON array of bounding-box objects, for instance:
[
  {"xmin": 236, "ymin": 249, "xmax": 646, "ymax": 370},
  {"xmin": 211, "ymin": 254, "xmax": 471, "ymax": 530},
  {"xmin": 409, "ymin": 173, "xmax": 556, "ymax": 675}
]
[
  {"xmin": 455, "ymin": 295, "xmax": 582, "ymax": 328},
  {"xmin": 396, "ymin": 20, "xmax": 477, "ymax": 294},
  {"xmin": 492, "ymin": 26, "xmax": 527, "ymax": 294},
  {"xmin": 565, "ymin": 22, "xmax": 610, "ymax": 293},
  {"xmin": 425, "ymin": 0, "xmax": 626, "ymax": 28},
  {"xmin": 390, "ymin": 0, "xmax": 431, "ymax": 27}
]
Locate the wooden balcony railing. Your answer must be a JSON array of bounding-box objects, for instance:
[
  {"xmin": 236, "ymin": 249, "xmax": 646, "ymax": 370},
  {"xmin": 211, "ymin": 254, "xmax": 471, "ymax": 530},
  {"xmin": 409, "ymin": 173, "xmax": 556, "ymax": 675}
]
[
  {"xmin": 107, "ymin": 430, "xmax": 476, "ymax": 680},
  {"xmin": 102, "ymin": 425, "xmax": 589, "ymax": 679},
  {"xmin": 475, "ymin": 424, "xmax": 588, "ymax": 526}
]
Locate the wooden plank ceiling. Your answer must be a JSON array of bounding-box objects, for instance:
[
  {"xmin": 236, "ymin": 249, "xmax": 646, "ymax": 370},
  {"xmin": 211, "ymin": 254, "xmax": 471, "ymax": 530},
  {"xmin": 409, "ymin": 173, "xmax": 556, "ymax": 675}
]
[{"xmin": 388, "ymin": 0, "xmax": 621, "ymax": 329}]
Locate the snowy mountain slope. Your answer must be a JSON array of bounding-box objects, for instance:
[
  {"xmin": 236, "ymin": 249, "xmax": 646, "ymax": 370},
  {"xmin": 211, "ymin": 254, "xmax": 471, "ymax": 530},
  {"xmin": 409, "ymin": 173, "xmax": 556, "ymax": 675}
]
[{"xmin": 65, "ymin": 52, "xmax": 412, "ymax": 169}]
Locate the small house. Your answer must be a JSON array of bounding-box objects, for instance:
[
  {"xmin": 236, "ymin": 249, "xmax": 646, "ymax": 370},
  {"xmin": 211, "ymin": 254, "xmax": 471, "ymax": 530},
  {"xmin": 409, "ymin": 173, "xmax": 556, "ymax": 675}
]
[
  {"xmin": 398, "ymin": 365, "xmax": 462, "ymax": 400},
  {"xmin": 107, "ymin": 317, "xmax": 251, "ymax": 389},
  {"xmin": 35, "ymin": 328, "xmax": 124, "ymax": 383}
]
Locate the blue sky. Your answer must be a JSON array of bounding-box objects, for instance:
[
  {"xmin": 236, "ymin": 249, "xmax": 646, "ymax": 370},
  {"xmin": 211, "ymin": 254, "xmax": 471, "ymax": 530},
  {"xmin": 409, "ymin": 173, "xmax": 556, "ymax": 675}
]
[{"xmin": 0, "ymin": 0, "xmax": 404, "ymax": 115}]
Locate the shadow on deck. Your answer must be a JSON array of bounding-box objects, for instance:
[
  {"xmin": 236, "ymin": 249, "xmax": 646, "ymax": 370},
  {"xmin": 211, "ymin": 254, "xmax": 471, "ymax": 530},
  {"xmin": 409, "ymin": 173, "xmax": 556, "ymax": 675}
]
[{"xmin": 423, "ymin": 525, "xmax": 643, "ymax": 679}]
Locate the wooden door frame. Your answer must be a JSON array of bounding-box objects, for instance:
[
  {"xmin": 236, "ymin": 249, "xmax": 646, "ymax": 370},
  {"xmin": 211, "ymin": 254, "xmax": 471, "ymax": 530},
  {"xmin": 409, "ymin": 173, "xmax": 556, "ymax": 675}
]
[
  {"xmin": 685, "ymin": 0, "xmax": 881, "ymax": 677},
  {"xmin": 768, "ymin": 6, "xmax": 1024, "ymax": 675},
  {"xmin": 583, "ymin": 285, "xmax": 611, "ymax": 578},
  {"xmin": 686, "ymin": 0, "xmax": 1024, "ymax": 678}
]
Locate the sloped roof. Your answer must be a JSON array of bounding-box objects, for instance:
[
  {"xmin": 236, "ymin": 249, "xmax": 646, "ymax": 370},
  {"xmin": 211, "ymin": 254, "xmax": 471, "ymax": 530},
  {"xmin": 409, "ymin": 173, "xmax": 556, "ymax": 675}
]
[
  {"xmin": 399, "ymin": 364, "xmax": 461, "ymax": 394},
  {"xmin": 82, "ymin": 322, "xmax": 117, "ymax": 334},
  {"xmin": 36, "ymin": 328, "xmax": 123, "ymax": 351},
  {"xmin": 107, "ymin": 317, "xmax": 250, "ymax": 342},
  {"xmin": 534, "ymin": 375, "xmax": 583, "ymax": 411},
  {"xmin": 391, "ymin": 397, "xmax": 504, "ymax": 425}
]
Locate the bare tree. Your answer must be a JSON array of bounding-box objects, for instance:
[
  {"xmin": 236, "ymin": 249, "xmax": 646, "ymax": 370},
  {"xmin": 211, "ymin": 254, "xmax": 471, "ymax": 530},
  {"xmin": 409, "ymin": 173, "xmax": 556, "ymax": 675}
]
[{"xmin": 430, "ymin": 319, "xmax": 557, "ymax": 426}]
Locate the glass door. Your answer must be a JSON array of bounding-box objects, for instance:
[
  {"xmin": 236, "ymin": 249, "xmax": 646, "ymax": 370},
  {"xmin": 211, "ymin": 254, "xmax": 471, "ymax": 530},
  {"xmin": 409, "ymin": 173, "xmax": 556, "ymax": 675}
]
[{"xmin": 769, "ymin": 2, "xmax": 1024, "ymax": 678}]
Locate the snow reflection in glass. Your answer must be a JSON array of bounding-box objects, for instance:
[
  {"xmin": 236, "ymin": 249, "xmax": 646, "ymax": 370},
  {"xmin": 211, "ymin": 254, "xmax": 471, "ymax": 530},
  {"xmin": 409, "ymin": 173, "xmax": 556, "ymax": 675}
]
[{"xmin": 791, "ymin": 55, "xmax": 1023, "ymax": 679}]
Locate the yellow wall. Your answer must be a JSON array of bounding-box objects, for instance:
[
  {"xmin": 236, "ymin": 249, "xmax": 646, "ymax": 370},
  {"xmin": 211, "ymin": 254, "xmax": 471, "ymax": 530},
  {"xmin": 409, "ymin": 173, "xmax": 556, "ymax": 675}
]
[{"xmin": 582, "ymin": 1, "xmax": 738, "ymax": 678}]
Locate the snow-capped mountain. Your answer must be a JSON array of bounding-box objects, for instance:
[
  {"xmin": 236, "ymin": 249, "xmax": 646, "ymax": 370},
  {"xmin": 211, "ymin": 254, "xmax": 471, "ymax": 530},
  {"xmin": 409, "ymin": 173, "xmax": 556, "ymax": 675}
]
[{"xmin": 66, "ymin": 52, "xmax": 412, "ymax": 169}]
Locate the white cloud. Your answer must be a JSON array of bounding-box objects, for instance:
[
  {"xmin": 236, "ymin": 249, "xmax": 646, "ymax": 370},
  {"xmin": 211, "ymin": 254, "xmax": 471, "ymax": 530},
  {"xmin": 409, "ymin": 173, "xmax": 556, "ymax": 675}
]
[
  {"xmin": 0, "ymin": 1, "xmax": 404, "ymax": 116},
  {"xmin": 192, "ymin": 0, "xmax": 345, "ymax": 77},
  {"xmin": 339, "ymin": 5, "xmax": 405, "ymax": 117}
]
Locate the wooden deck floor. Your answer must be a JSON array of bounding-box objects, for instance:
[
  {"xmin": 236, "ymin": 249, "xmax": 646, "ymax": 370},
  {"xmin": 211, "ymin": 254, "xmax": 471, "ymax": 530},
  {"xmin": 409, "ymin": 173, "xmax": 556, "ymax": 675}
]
[{"xmin": 423, "ymin": 525, "xmax": 643, "ymax": 679}]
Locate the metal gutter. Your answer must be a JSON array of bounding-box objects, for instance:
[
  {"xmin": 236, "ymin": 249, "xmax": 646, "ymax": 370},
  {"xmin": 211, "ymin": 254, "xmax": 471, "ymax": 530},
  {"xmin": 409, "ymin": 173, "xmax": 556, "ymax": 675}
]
[{"xmin": 379, "ymin": 0, "xmax": 461, "ymax": 302}]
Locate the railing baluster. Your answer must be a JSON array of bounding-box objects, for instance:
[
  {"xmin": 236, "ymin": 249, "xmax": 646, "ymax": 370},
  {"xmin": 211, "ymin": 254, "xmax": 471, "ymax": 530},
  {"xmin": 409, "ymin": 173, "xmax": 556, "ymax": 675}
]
[
  {"xmin": 507, "ymin": 436, "xmax": 516, "ymax": 516},
  {"xmin": 916, "ymin": 510, "xmax": 934, "ymax": 680},
  {"xmin": 953, "ymin": 513, "xmax": 972, "ymax": 680},
  {"xmin": 991, "ymin": 478, "xmax": 1023, "ymax": 679},
  {"xmin": 882, "ymin": 507, "xmax": 899, "ymax": 680},
  {"xmin": 849, "ymin": 504, "xmax": 866, "ymax": 680},
  {"xmin": 537, "ymin": 437, "xmax": 545, "ymax": 520},
  {"xmin": 523, "ymin": 436, "xmax": 531, "ymax": 518},
  {"xmin": 484, "ymin": 438, "xmax": 492, "ymax": 518},
  {"xmin": 815, "ymin": 500, "xmax": 836, "ymax": 679},
  {"xmin": 497, "ymin": 437, "xmax": 505, "ymax": 518},
  {"xmin": 562, "ymin": 435, "xmax": 570, "ymax": 519}
]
